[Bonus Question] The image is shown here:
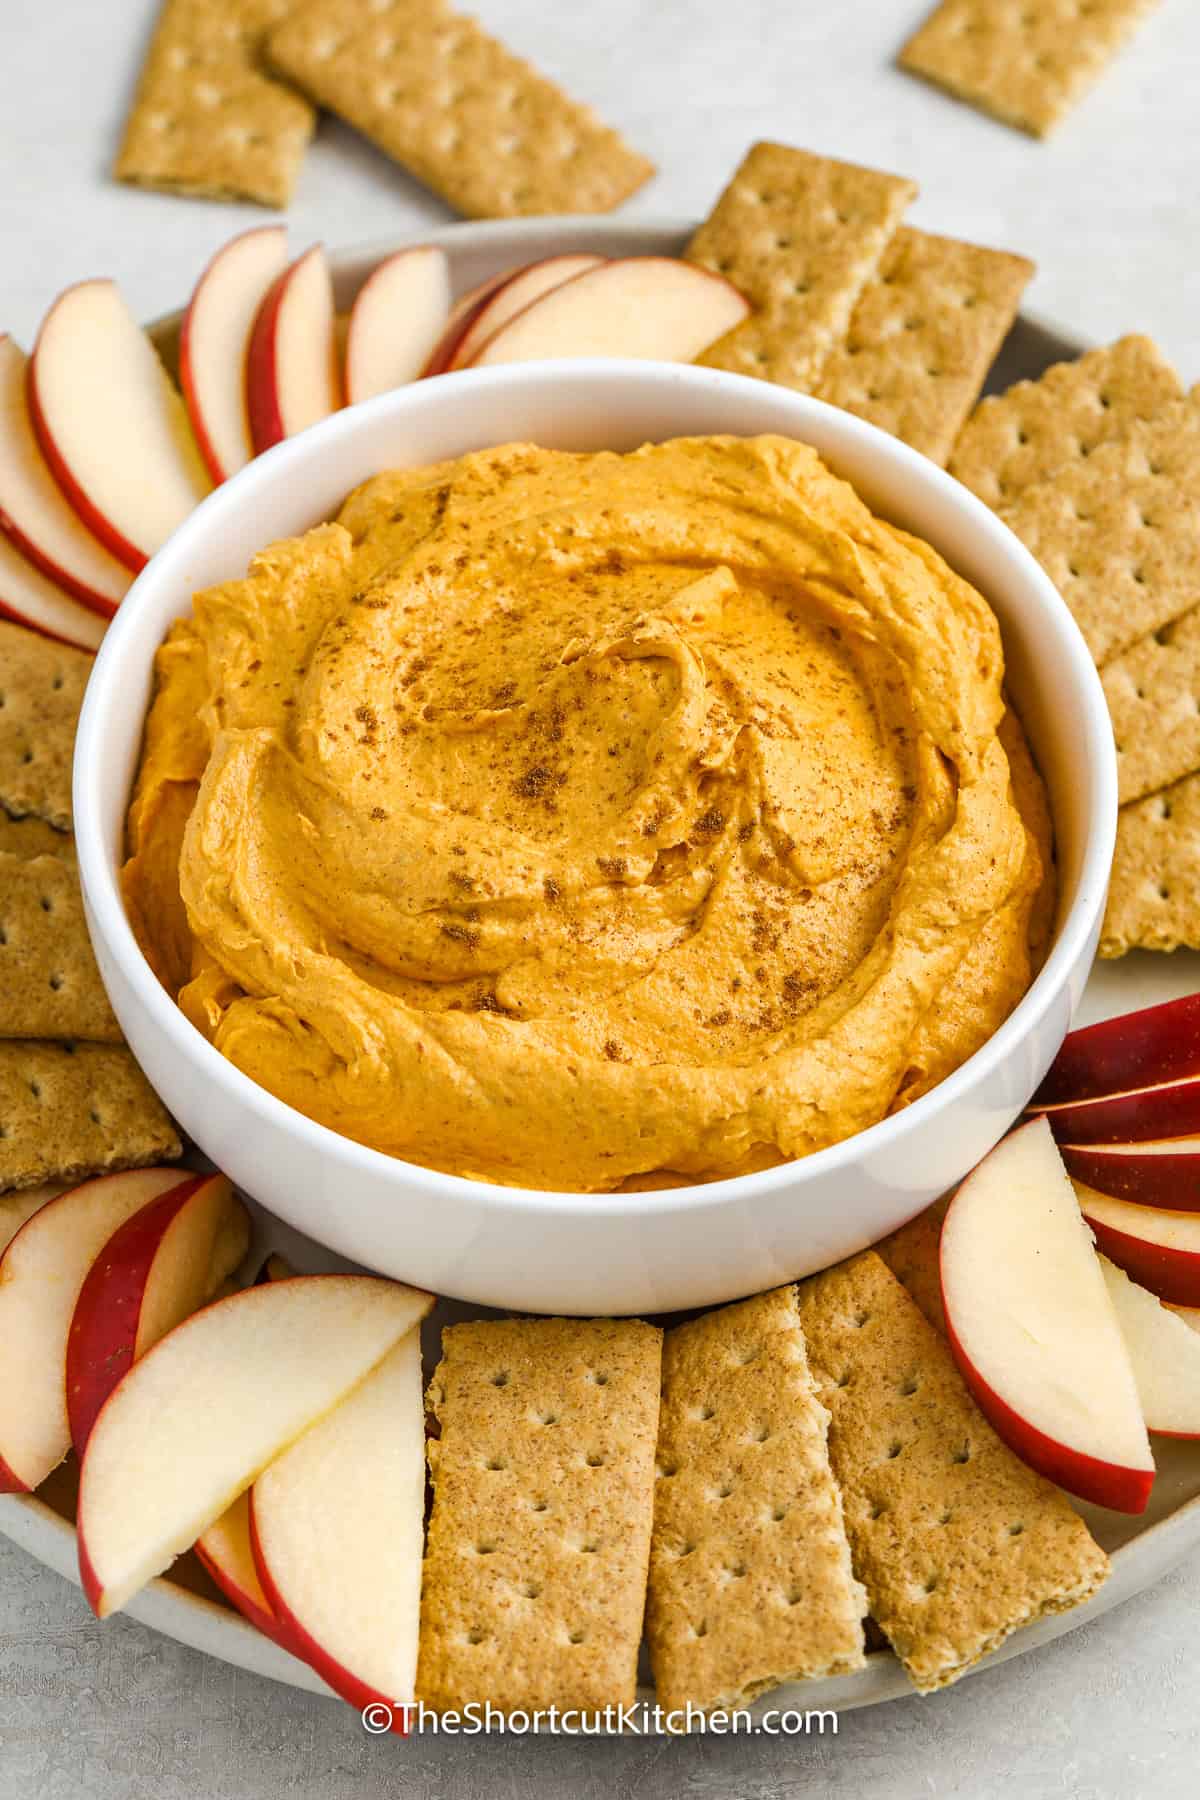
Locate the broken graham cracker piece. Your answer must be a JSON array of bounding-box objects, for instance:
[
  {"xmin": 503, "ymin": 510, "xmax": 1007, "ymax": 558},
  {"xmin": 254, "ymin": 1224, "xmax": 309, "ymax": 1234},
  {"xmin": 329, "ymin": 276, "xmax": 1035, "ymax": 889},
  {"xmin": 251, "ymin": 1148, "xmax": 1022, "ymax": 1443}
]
[
  {"xmin": 875, "ymin": 1198, "xmax": 950, "ymax": 1336},
  {"xmin": 0, "ymin": 1041, "xmax": 180, "ymax": 1193},
  {"xmin": 1101, "ymin": 773, "xmax": 1200, "ymax": 955},
  {"xmin": 999, "ymin": 397, "xmax": 1200, "ymax": 667},
  {"xmin": 0, "ymin": 853, "xmax": 121, "ymax": 1043},
  {"xmin": 899, "ymin": 0, "xmax": 1161, "ymax": 138},
  {"xmin": 646, "ymin": 1287, "xmax": 865, "ymax": 1717},
  {"xmin": 116, "ymin": 0, "xmax": 315, "ymax": 208},
  {"xmin": 0, "ymin": 811, "xmax": 75, "ymax": 863},
  {"xmin": 418, "ymin": 1316, "xmax": 661, "ymax": 1713},
  {"xmin": 685, "ymin": 143, "xmax": 917, "ymax": 391},
  {"xmin": 814, "ymin": 227, "xmax": 1033, "ymax": 466},
  {"xmin": 268, "ymin": 0, "xmax": 654, "ymax": 220},
  {"xmin": 797, "ymin": 1252, "xmax": 1108, "ymax": 1692},
  {"xmin": 949, "ymin": 335, "xmax": 1183, "ymax": 508},
  {"xmin": 0, "ymin": 619, "xmax": 92, "ymax": 830},
  {"xmin": 1104, "ymin": 607, "xmax": 1200, "ymax": 806}
]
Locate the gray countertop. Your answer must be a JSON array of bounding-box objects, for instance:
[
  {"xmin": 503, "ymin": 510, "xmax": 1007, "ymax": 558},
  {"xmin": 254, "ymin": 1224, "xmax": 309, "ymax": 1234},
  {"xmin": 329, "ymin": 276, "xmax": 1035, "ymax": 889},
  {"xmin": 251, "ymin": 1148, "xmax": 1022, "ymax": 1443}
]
[{"xmin": 3, "ymin": 2, "xmax": 1200, "ymax": 1793}]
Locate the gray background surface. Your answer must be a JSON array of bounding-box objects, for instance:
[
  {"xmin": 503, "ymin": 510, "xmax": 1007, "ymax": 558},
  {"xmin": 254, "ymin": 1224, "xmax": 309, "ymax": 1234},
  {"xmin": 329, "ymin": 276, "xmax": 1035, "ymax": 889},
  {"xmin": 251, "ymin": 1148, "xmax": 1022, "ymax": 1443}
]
[{"xmin": 2, "ymin": 2, "xmax": 1199, "ymax": 1794}]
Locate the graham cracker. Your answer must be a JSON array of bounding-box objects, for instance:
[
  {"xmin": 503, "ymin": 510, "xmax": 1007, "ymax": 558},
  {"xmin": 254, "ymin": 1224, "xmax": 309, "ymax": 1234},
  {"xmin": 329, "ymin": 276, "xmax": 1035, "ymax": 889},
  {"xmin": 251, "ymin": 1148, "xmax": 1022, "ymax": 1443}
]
[
  {"xmin": 814, "ymin": 227, "xmax": 1034, "ymax": 466},
  {"xmin": 1101, "ymin": 772, "xmax": 1200, "ymax": 955},
  {"xmin": 0, "ymin": 853, "xmax": 120, "ymax": 1043},
  {"xmin": 268, "ymin": 0, "xmax": 654, "ymax": 219},
  {"xmin": 999, "ymin": 398, "xmax": 1200, "ymax": 666},
  {"xmin": 685, "ymin": 142, "xmax": 917, "ymax": 391},
  {"xmin": 116, "ymin": 0, "xmax": 315, "ymax": 208},
  {"xmin": 0, "ymin": 811, "xmax": 75, "ymax": 863},
  {"xmin": 949, "ymin": 335, "xmax": 1183, "ymax": 508},
  {"xmin": 0, "ymin": 619, "xmax": 92, "ymax": 829},
  {"xmin": 418, "ymin": 1316, "xmax": 662, "ymax": 1713},
  {"xmin": 0, "ymin": 1041, "xmax": 180, "ymax": 1193},
  {"xmin": 875, "ymin": 1198, "xmax": 950, "ymax": 1336},
  {"xmin": 797, "ymin": 1252, "xmax": 1109, "ymax": 1692},
  {"xmin": 899, "ymin": 0, "xmax": 1161, "ymax": 138},
  {"xmin": 646, "ymin": 1287, "xmax": 865, "ymax": 1717},
  {"xmin": 1104, "ymin": 607, "xmax": 1200, "ymax": 806}
]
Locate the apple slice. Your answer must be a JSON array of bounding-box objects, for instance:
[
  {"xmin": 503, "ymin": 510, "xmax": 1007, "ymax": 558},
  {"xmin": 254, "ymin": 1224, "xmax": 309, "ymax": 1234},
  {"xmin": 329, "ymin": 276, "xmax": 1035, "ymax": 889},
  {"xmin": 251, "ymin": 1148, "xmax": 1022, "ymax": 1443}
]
[
  {"xmin": 1032, "ymin": 994, "xmax": 1200, "ymax": 1108},
  {"xmin": 445, "ymin": 254, "xmax": 605, "ymax": 372},
  {"xmin": 941, "ymin": 1117, "xmax": 1154, "ymax": 1513},
  {"xmin": 77, "ymin": 1273, "xmax": 433, "ymax": 1617},
  {"xmin": 421, "ymin": 269, "xmax": 515, "ymax": 377},
  {"xmin": 195, "ymin": 1491, "xmax": 291, "ymax": 1647},
  {"xmin": 1061, "ymin": 1136, "xmax": 1200, "ymax": 1210},
  {"xmin": 246, "ymin": 245, "xmax": 341, "ymax": 453},
  {"xmin": 0, "ymin": 1168, "xmax": 197, "ymax": 1494},
  {"xmin": 0, "ymin": 335, "xmax": 130, "ymax": 616},
  {"xmin": 344, "ymin": 246, "xmax": 451, "ymax": 405},
  {"xmin": 0, "ymin": 1183, "xmax": 62, "ymax": 1257},
  {"xmin": 195, "ymin": 1252, "xmax": 293, "ymax": 1643},
  {"xmin": 250, "ymin": 1328, "xmax": 424, "ymax": 1727},
  {"xmin": 180, "ymin": 227, "xmax": 289, "ymax": 484},
  {"xmin": 1036, "ymin": 1074, "xmax": 1200, "ymax": 1149},
  {"xmin": 1167, "ymin": 1303, "xmax": 1200, "ymax": 1334},
  {"xmin": 469, "ymin": 257, "xmax": 751, "ymax": 367},
  {"xmin": 1099, "ymin": 1255, "xmax": 1200, "ymax": 1438},
  {"xmin": 29, "ymin": 280, "xmax": 211, "ymax": 571},
  {"xmin": 1075, "ymin": 1184, "xmax": 1200, "ymax": 1305},
  {"xmin": 66, "ymin": 1173, "xmax": 250, "ymax": 1454},
  {"xmin": 0, "ymin": 524, "xmax": 105, "ymax": 649}
]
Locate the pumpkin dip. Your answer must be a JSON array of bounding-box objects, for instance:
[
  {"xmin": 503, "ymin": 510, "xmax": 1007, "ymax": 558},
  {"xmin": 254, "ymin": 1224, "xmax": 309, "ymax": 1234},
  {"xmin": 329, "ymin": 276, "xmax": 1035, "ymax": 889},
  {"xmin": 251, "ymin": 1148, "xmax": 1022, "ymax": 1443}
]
[{"xmin": 123, "ymin": 436, "xmax": 1053, "ymax": 1191}]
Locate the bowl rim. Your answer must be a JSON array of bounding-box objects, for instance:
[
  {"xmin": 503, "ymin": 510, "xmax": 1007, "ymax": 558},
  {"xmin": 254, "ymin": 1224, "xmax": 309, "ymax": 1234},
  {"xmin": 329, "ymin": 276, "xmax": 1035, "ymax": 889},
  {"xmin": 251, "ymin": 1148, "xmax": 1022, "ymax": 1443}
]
[{"xmin": 74, "ymin": 354, "xmax": 1118, "ymax": 1217}]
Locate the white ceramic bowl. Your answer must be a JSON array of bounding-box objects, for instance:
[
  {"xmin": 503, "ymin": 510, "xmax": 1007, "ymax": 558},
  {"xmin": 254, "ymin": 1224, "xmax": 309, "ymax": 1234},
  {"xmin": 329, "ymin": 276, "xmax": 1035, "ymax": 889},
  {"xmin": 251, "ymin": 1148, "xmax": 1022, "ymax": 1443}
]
[{"xmin": 74, "ymin": 358, "xmax": 1116, "ymax": 1315}]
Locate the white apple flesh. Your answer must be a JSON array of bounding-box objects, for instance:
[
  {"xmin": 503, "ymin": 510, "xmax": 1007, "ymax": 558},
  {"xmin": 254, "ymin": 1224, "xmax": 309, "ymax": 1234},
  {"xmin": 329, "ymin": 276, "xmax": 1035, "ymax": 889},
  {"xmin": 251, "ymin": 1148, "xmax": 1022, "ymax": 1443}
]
[
  {"xmin": 29, "ymin": 280, "xmax": 211, "ymax": 570},
  {"xmin": 468, "ymin": 257, "xmax": 751, "ymax": 366},
  {"xmin": 0, "ymin": 522, "xmax": 105, "ymax": 649},
  {"xmin": 180, "ymin": 226, "xmax": 289, "ymax": 483},
  {"xmin": 0, "ymin": 1168, "xmax": 198, "ymax": 1494},
  {"xmin": 344, "ymin": 246, "xmax": 451, "ymax": 404},
  {"xmin": 1075, "ymin": 1184, "xmax": 1200, "ymax": 1305},
  {"xmin": 445, "ymin": 254, "xmax": 604, "ymax": 371},
  {"xmin": 1099, "ymin": 1255, "xmax": 1200, "ymax": 1438},
  {"xmin": 77, "ymin": 1273, "xmax": 433, "ymax": 1617},
  {"xmin": 0, "ymin": 1184, "xmax": 63, "ymax": 1257},
  {"xmin": 0, "ymin": 335, "xmax": 130, "ymax": 615},
  {"xmin": 246, "ymin": 246, "xmax": 341, "ymax": 453},
  {"xmin": 65, "ymin": 1174, "xmax": 249, "ymax": 1454},
  {"xmin": 250, "ymin": 1329, "xmax": 425, "ymax": 1726},
  {"xmin": 420, "ymin": 270, "xmax": 515, "ymax": 376},
  {"xmin": 195, "ymin": 1491, "xmax": 291, "ymax": 1647},
  {"xmin": 941, "ymin": 1117, "xmax": 1154, "ymax": 1513}
]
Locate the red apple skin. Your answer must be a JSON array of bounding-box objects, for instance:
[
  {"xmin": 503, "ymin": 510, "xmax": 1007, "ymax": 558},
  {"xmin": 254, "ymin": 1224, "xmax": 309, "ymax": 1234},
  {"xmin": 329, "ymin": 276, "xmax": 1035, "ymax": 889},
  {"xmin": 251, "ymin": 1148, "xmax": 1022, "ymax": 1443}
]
[
  {"xmin": 78, "ymin": 1523, "xmax": 106, "ymax": 1616},
  {"xmin": 27, "ymin": 301, "xmax": 147, "ymax": 574},
  {"xmin": 0, "ymin": 591, "xmax": 99, "ymax": 651},
  {"xmin": 0, "ymin": 526, "xmax": 116, "ymax": 619},
  {"xmin": 1036, "ymin": 1076, "xmax": 1200, "ymax": 1147},
  {"xmin": 420, "ymin": 270, "xmax": 513, "ymax": 377},
  {"xmin": 1083, "ymin": 1214, "xmax": 1200, "ymax": 1307},
  {"xmin": 1033, "ymin": 995, "xmax": 1200, "ymax": 1108},
  {"xmin": 193, "ymin": 1535, "xmax": 294, "ymax": 1650},
  {"xmin": 941, "ymin": 1288, "xmax": 1154, "ymax": 1514},
  {"xmin": 65, "ymin": 1174, "xmax": 206, "ymax": 1455},
  {"xmin": 245, "ymin": 266, "xmax": 292, "ymax": 454},
  {"xmin": 1061, "ymin": 1143, "xmax": 1200, "ymax": 1211},
  {"xmin": 248, "ymin": 1491, "xmax": 410, "ymax": 1734},
  {"xmin": 0, "ymin": 1450, "xmax": 30, "ymax": 1495}
]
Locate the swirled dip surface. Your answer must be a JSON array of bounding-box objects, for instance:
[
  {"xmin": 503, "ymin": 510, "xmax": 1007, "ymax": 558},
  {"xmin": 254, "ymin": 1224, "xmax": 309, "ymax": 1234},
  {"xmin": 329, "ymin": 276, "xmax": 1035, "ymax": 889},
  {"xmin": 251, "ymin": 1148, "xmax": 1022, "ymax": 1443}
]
[{"xmin": 124, "ymin": 436, "xmax": 1052, "ymax": 1191}]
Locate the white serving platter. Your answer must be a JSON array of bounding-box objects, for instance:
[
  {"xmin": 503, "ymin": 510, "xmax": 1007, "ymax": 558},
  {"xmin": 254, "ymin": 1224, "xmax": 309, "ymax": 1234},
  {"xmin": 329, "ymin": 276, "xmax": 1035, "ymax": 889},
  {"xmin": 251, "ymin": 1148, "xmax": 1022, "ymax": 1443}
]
[{"xmin": 3, "ymin": 215, "xmax": 1198, "ymax": 1721}]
